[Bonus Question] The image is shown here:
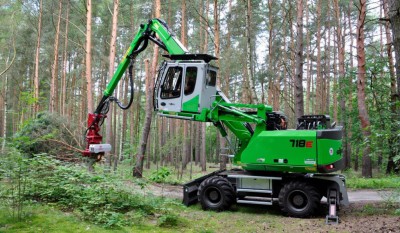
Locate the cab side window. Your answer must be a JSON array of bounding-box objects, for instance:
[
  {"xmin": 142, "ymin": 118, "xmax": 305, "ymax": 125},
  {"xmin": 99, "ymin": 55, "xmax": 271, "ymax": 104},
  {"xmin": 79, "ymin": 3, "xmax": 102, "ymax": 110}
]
[
  {"xmin": 206, "ymin": 70, "xmax": 216, "ymax": 87},
  {"xmin": 161, "ymin": 67, "xmax": 183, "ymax": 99},
  {"xmin": 184, "ymin": 67, "xmax": 197, "ymax": 95}
]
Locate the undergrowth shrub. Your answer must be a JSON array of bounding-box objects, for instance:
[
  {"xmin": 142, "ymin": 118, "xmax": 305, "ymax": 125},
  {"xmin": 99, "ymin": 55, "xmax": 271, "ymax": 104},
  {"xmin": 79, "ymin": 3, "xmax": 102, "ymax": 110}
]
[
  {"xmin": 149, "ymin": 167, "xmax": 171, "ymax": 183},
  {"xmin": 12, "ymin": 111, "xmax": 80, "ymax": 156},
  {"xmin": 1, "ymin": 153, "xmax": 178, "ymax": 228},
  {"xmin": 0, "ymin": 147, "xmax": 29, "ymax": 220},
  {"xmin": 157, "ymin": 213, "xmax": 179, "ymax": 227}
]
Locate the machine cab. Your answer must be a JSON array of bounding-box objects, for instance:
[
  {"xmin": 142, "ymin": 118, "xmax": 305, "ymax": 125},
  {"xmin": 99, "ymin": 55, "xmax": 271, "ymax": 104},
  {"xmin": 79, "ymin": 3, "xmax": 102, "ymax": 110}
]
[{"xmin": 154, "ymin": 54, "xmax": 218, "ymax": 115}]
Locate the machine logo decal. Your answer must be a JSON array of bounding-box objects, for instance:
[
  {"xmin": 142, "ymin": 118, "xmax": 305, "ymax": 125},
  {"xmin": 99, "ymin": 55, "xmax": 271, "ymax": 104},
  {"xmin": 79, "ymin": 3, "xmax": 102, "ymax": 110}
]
[
  {"xmin": 290, "ymin": 139, "xmax": 313, "ymax": 148},
  {"xmin": 329, "ymin": 148, "xmax": 334, "ymax": 156}
]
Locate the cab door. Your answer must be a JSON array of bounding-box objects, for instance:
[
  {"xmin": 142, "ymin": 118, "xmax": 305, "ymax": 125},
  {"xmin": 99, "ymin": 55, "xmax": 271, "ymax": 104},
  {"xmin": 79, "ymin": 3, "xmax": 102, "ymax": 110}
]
[
  {"xmin": 158, "ymin": 66, "xmax": 183, "ymax": 112},
  {"xmin": 199, "ymin": 65, "xmax": 217, "ymax": 110},
  {"xmin": 181, "ymin": 65, "xmax": 202, "ymax": 113}
]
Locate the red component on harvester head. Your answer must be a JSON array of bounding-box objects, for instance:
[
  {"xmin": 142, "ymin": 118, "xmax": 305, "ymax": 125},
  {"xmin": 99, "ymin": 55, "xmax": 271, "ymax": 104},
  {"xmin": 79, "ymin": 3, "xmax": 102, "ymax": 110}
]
[{"xmin": 83, "ymin": 113, "xmax": 106, "ymax": 157}]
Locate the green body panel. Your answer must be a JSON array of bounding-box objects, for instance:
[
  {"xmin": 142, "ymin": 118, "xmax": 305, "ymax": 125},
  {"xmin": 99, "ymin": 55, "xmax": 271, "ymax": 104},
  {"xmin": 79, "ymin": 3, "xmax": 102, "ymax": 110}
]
[
  {"xmin": 239, "ymin": 130, "xmax": 318, "ymax": 172},
  {"xmin": 104, "ymin": 19, "xmax": 187, "ymax": 97},
  {"xmin": 157, "ymin": 91, "xmax": 344, "ymax": 174},
  {"xmin": 182, "ymin": 95, "xmax": 199, "ymax": 112},
  {"xmin": 316, "ymin": 137, "xmax": 342, "ymax": 165}
]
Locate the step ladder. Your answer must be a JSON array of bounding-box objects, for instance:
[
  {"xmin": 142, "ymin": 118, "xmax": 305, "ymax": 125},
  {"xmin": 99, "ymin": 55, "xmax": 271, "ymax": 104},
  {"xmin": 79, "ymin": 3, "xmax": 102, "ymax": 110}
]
[
  {"xmin": 236, "ymin": 189, "xmax": 273, "ymax": 206},
  {"xmin": 228, "ymin": 174, "xmax": 282, "ymax": 206}
]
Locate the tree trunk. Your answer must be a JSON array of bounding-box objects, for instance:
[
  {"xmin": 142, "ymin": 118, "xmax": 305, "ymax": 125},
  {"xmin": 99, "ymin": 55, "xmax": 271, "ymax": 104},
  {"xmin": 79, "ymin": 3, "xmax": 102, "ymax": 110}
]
[
  {"xmin": 200, "ymin": 124, "xmax": 206, "ymax": 171},
  {"xmin": 333, "ymin": 37, "xmax": 338, "ymax": 122},
  {"xmin": 146, "ymin": 123, "xmax": 151, "ymax": 169},
  {"xmin": 133, "ymin": 0, "xmax": 161, "ymax": 178},
  {"xmin": 388, "ymin": 0, "xmax": 400, "ymax": 97},
  {"xmin": 356, "ymin": 0, "xmax": 372, "ymax": 178},
  {"xmin": 288, "ymin": 2, "xmax": 296, "ymax": 126},
  {"xmin": 346, "ymin": 0, "xmax": 354, "ymax": 171},
  {"xmin": 244, "ymin": 0, "xmax": 258, "ymax": 104},
  {"xmin": 212, "ymin": 0, "xmax": 226, "ymax": 170},
  {"xmin": 128, "ymin": 4, "xmax": 136, "ymax": 161},
  {"xmin": 200, "ymin": 0, "xmax": 208, "ymax": 171},
  {"xmin": 158, "ymin": 118, "xmax": 164, "ymax": 165},
  {"xmin": 267, "ymin": 0, "xmax": 274, "ymax": 107},
  {"xmin": 305, "ymin": 2, "xmax": 311, "ymax": 115},
  {"xmin": 49, "ymin": 0, "xmax": 62, "ymax": 113},
  {"xmin": 133, "ymin": 59, "xmax": 151, "ymax": 177},
  {"xmin": 324, "ymin": 3, "xmax": 331, "ymax": 114},
  {"xmin": 105, "ymin": 0, "xmax": 119, "ymax": 171},
  {"xmin": 61, "ymin": 0, "xmax": 70, "ymax": 115},
  {"xmin": 294, "ymin": 0, "xmax": 304, "ymax": 120},
  {"xmin": 280, "ymin": 1, "xmax": 290, "ymax": 117},
  {"xmin": 203, "ymin": 0, "xmax": 209, "ymax": 53},
  {"xmin": 119, "ymin": 74, "xmax": 129, "ymax": 162},
  {"xmin": 213, "ymin": 0, "xmax": 220, "ymax": 64},
  {"xmin": 195, "ymin": 123, "xmax": 201, "ymax": 165},
  {"xmin": 315, "ymin": 0, "xmax": 322, "ymax": 113},
  {"xmin": 181, "ymin": 0, "xmax": 190, "ymax": 170},
  {"xmin": 85, "ymin": 0, "xmax": 93, "ymax": 113},
  {"xmin": 333, "ymin": 0, "xmax": 349, "ymax": 169},
  {"xmin": 180, "ymin": 0, "xmax": 187, "ymax": 45},
  {"xmin": 1, "ymin": 56, "xmax": 9, "ymax": 151},
  {"xmin": 33, "ymin": 0, "xmax": 43, "ymax": 114},
  {"xmin": 384, "ymin": 0, "xmax": 400, "ymax": 173},
  {"xmin": 69, "ymin": 59, "xmax": 77, "ymax": 121},
  {"xmin": 198, "ymin": 0, "xmax": 203, "ymax": 53}
]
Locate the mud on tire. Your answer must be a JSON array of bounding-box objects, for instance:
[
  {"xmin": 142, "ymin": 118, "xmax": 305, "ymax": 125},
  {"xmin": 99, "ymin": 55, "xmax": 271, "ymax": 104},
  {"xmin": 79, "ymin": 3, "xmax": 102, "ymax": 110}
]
[
  {"xmin": 198, "ymin": 176, "xmax": 236, "ymax": 211},
  {"xmin": 278, "ymin": 181, "xmax": 321, "ymax": 218}
]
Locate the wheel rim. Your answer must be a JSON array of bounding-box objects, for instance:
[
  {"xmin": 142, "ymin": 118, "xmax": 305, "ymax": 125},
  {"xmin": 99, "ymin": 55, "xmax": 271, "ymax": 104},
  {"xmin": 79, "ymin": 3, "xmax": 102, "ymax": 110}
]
[
  {"xmin": 287, "ymin": 190, "xmax": 308, "ymax": 212},
  {"xmin": 204, "ymin": 187, "xmax": 222, "ymax": 207}
]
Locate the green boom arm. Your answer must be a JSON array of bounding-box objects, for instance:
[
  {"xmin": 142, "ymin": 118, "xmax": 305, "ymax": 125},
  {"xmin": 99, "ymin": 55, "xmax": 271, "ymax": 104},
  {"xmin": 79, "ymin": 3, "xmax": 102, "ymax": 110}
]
[
  {"xmin": 101, "ymin": 19, "xmax": 188, "ymax": 104},
  {"xmin": 83, "ymin": 18, "xmax": 187, "ymax": 157}
]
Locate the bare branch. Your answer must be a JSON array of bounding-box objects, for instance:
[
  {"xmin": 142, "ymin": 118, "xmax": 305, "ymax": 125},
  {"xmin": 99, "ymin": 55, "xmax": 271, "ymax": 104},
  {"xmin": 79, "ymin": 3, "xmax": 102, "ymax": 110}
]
[{"xmin": 47, "ymin": 139, "xmax": 85, "ymax": 153}]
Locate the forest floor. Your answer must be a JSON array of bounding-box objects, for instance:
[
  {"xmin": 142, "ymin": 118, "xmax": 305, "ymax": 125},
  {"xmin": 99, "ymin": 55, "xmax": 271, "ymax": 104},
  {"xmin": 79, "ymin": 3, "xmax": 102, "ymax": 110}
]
[{"xmin": 1, "ymin": 182, "xmax": 399, "ymax": 232}]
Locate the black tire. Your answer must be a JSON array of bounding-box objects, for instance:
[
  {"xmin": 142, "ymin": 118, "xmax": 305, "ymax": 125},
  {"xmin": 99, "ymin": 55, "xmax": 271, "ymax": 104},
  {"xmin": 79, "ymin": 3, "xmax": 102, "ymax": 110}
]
[
  {"xmin": 198, "ymin": 176, "xmax": 236, "ymax": 211},
  {"xmin": 278, "ymin": 181, "xmax": 321, "ymax": 218}
]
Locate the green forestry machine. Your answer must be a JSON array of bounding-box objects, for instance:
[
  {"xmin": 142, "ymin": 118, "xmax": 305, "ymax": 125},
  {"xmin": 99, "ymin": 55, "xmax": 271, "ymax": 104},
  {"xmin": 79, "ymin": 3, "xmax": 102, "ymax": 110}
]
[{"xmin": 83, "ymin": 19, "xmax": 348, "ymax": 224}]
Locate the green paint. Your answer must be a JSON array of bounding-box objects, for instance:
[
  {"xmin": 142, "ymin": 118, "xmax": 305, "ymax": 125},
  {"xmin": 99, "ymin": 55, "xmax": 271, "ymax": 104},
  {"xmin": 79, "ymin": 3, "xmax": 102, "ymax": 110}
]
[
  {"xmin": 182, "ymin": 95, "xmax": 199, "ymax": 112},
  {"xmin": 240, "ymin": 130, "xmax": 317, "ymax": 172},
  {"xmin": 317, "ymin": 137, "xmax": 343, "ymax": 165}
]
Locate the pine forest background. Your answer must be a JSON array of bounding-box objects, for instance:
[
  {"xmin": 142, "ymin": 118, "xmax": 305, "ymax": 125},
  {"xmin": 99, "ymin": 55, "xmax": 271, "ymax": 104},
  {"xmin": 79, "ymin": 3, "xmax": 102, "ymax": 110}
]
[{"xmin": 0, "ymin": 0, "xmax": 400, "ymax": 179}]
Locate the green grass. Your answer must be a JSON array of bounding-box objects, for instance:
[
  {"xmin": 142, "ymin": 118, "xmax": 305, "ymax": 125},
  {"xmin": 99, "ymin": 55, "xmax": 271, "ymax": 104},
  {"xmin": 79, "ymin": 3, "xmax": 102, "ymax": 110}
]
[
  {"xmin": 346, "ymin": 177, "xmax": 400, "ymax": 189},
  {"xmin": 0, "ymin": 202, "xmax": 287, "ymax": 233},
  {"xmin": 2, "ymin": 197, "xmax": 399, "ymax": 233},
  {"xmin": 343, "ymin": 170, "xmax": 400, "ymax": 189},
  {"xmin": 0, "ymin": 204, "xmax": 113, "ymax": 233},
  {"xmin": 0, "ymin": 203, "xmax": 187, "ymax": 233}
]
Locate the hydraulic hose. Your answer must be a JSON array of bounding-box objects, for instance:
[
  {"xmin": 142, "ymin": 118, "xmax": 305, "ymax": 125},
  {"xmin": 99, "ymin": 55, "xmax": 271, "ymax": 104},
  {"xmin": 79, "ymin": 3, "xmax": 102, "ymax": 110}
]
[{"xmin": 114, "ymin": 60, "xmax": 134, "ymax": 110}]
